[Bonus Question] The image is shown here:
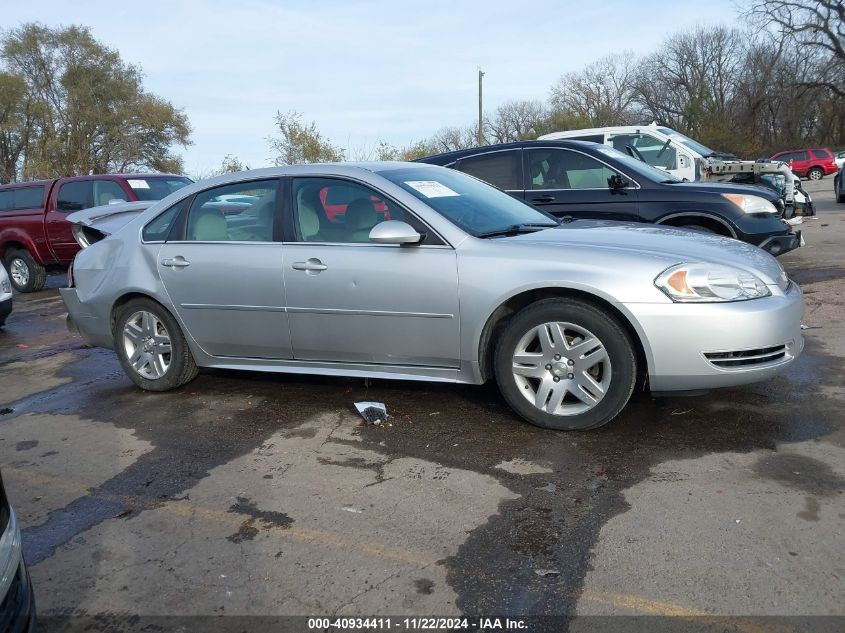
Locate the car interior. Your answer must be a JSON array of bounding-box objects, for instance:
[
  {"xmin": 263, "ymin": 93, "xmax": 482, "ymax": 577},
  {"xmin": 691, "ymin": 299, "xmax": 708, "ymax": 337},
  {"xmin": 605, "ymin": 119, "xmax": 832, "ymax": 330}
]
[
  {"xmin": 293, "ymin": 179, "xmax": 392, "ymax": 243},
  {"xmin": 528, "ymin": 150, "xmax": 617, "ymax": 190},
  {"xmin": 187, "ymin": 183, "xmax": 277, "ymax": 242}
]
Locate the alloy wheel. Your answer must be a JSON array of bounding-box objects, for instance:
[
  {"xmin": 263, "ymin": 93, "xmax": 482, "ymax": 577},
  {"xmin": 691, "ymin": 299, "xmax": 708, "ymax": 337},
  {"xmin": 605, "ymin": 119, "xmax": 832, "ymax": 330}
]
[
  {"xmin": 9, "ymin": 258, "xmax": 29, "ymax": 288},
  {"xmin": 511, "ymin": 321, "xmax": 611, "ymax": 416},
  {"xmin": 122, "ymin": 310, "xmax": 172, "ymax": 379}
]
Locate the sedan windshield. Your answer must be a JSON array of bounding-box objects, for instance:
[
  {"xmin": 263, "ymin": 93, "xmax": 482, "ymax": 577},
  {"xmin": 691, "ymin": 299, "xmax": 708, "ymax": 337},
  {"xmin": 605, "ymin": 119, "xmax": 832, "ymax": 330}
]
[
  {"xmin": 378, "ymin": 166, "xmax": 557, "ymax": 236},
  {"xmin": 655, "ymin": 127, "xmax": 716, "ymax": 157}
]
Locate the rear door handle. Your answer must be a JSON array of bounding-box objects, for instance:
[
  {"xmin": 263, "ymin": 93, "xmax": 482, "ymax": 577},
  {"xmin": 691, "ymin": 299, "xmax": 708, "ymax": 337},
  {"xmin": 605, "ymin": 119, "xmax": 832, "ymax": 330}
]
[
  {"xmin": 532, "ymin": 195, "xmax": 555, "ymax": 203},
  {"xmin": 292, "ymin": 258, "xmax": 328, "ymax": 273},
  {"xmin": 161, "ymin": 257, "xmax": 191, "ymax": 268}
]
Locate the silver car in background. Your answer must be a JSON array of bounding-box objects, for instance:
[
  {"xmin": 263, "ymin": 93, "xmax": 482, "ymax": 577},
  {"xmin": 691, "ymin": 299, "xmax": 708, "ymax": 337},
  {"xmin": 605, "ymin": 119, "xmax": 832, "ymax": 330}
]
[
  {"xmin": 0, "ymin": 265, "xmax": 11, "ymax": 327},
  {"xmin": 61, "ymin": 163, "xmax": 803, "ymax": 430},
  {"xmin": 0, "ymin": 470, "xmax": 35, "ymax": 630}
]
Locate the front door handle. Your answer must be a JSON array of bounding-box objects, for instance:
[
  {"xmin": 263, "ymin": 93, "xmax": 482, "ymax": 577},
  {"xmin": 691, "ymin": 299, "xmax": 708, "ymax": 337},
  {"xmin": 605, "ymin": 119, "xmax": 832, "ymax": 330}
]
[
  {"xmin": 161, "ymin": 257, "xmax": 191, "ymax": 268},
  {"xmin": 532, "ymin": 195, "xmax": 555, "ymax": 203},
  {"xmin": 292, "ymin": 258, "xmax": 328, "ymax": 274}
]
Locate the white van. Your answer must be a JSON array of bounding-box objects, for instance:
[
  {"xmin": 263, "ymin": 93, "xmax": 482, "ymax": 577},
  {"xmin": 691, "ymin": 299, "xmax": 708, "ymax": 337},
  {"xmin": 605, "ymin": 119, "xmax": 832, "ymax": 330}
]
[
  {"xmin": 538, "ymin": 123, "xmax": 807, "ymax": 216},
  {"xmin": 538, "ymin": 123, "xmax": 726, "ymax": 181}
]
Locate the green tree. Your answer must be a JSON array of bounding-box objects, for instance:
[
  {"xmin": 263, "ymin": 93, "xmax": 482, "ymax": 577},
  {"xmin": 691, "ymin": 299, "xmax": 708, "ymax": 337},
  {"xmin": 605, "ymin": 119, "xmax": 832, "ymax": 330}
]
[
  {"xmin": 268, "ymin": 110, "xmax": 344, "ymax": 164},
  {"xmin": 0, "ymin": 71, "xmax": 31, "ymax": 183},
  {"xmin": 0, "ymin": 23, "xmax": 191, "ymax": 180}
]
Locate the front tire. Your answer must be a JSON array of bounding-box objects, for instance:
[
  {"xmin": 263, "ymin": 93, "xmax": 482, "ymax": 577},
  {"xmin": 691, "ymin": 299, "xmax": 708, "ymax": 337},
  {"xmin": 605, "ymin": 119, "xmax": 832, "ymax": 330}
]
[
  {"xmin": 4, "ymin": 249, "xmax": 47, "ymax": 293},
  {"xmin": 807, "ymin": 167, "xmax": 824, "ymax": 181},
  {"xmin": 113, "ymin": 298, "xmax": 198, "ymax": 391},
  {"xmin": 494, "ymin": 298, "xmax": 636, "ymax": 430}
]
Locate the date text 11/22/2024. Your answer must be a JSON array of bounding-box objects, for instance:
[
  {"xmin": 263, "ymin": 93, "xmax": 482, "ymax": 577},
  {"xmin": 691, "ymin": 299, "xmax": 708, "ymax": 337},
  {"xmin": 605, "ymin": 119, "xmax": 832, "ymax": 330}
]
[{"xmin": 307, "ymin": 617, "xmax": 528, "ymax": 630}]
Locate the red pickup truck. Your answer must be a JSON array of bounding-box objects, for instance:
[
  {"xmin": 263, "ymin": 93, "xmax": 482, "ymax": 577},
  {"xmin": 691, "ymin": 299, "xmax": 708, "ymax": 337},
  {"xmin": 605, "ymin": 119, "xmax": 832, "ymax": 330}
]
[{"xmin": 0, "ymin": 173, "xmax": 191, "ymax": 292}]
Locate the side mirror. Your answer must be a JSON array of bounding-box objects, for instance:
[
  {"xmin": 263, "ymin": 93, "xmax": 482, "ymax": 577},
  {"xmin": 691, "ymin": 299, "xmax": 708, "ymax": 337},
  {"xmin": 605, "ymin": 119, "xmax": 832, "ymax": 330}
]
[
  {"xmin": 608, "ymin": 174, "xmax": 628, "ymax": 190},
  {"xmin": 369, "ymin": 220, "xmax": 422, "ymax": 245}
]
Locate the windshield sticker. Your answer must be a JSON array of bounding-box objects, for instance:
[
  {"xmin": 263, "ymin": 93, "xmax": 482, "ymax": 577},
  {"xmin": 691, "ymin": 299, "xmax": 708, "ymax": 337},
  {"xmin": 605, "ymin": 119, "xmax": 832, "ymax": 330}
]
[
  {"xmin": 127, "ymin": 179, "xmax": 150, "ymax": 189},
  {"xmin": 404, "ymin": 180, "xmax": 460, "ymax": 198}
]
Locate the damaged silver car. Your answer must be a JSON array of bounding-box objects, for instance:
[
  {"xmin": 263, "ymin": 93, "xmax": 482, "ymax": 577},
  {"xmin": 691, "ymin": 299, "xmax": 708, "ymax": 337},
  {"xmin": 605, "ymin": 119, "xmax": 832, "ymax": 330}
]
[{"xmin": 61, "ymin": 163, "xmax": 803, "ymax": 430}]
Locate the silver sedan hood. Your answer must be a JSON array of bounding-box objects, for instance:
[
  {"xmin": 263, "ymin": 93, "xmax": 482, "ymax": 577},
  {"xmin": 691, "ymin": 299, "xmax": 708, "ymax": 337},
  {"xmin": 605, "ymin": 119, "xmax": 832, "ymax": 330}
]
[{"xmin": 507, "ymin": 220, "xmax": 786, "ymax": 284}]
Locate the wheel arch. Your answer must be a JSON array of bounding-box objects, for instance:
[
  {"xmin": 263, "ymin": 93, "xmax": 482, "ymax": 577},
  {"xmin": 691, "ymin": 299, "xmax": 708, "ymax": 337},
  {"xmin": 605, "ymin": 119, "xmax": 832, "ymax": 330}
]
[
  {"xmin": 477, "ymin": 286, "xmax": 652, "ymax": 387},
  {"xmin": 656, "ymin": 212, "xmax": 736, "ymax": 237},
  {"xmin": 0, "ymin": 237, "xmax": 37, "ymax": 262},
  {"xmin": 110, "ymin": 291, "xmax": 176, "ymax": 335}
]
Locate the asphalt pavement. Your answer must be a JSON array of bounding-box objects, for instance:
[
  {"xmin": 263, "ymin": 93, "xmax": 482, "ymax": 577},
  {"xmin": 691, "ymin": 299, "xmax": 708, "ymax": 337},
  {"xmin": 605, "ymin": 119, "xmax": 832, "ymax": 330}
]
[{"xmin": 0, "ymin": 178, "xmax": 842, "ymax": 632}]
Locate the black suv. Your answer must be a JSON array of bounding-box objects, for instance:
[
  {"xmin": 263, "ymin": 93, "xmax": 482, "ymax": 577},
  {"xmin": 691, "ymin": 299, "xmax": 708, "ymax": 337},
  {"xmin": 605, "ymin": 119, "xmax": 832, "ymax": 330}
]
[{"xmin": 417, "ymin": 141, "xmax": 801, "ymax": 256}]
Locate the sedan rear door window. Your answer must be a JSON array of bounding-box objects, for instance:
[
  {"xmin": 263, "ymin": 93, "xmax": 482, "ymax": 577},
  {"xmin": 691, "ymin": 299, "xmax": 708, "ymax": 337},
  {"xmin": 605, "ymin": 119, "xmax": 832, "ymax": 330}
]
[{"xmin": 183, "ymin": 180, "xmax": 278, "ymax": 242}]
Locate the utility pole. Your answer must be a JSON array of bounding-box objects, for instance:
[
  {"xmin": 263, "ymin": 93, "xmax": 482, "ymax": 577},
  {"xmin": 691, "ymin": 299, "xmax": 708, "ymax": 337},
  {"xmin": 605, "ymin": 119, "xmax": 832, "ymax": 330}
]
[{"xmin": 477, "ymin": 67, "xmax": 485, "ymax": 145}]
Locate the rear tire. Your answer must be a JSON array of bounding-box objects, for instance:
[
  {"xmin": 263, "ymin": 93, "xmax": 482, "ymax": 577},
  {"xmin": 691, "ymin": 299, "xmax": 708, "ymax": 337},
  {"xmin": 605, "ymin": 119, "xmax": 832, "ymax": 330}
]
[
  {"xmin": 113, "ymin": 298, "xmax": 198, "ymax": 391},
  {"xmin": 807, "ymin": 167, "xmax": 824, "ymax": 181},
  {"xmin": 494, "ymin": 298, "xmax": 636, "ymax": 431},
  {"xmin": 4, "ymin": 249, "xmax": 47, "ymax": 293}
]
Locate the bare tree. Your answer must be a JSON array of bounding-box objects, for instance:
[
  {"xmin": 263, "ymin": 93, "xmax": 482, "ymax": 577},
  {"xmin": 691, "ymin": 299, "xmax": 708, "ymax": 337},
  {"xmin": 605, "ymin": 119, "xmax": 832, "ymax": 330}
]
[
  {"xmin": 549, "ymin": 53, "xmax": 640, "ymax": 126},
  {"xmin": 427, "ymin": 125, "xmax": 479, "ymax": 152},
  {"xmin": 631, "ymin": 26, "xmax": 745, "ymax": 138},
  {"xmin": 747, "ymin": 0, "xmax": 845, "ymax": 96},
  {"xmin": 486, "ymin": 99, "xmax": 546, "ymax": 143}
]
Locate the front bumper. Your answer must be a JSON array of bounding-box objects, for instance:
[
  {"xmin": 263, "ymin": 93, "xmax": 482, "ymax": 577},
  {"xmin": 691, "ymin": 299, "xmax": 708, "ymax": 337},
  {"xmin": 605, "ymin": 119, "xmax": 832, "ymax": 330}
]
[
  {"xmin": 758, "ymin": 230, "xmax": 802, "ymax": 256},
  {"xmin": 627, "ymin": 281, "xmax": 803, "ymax": 392},
  {"xmin": 0, "ymin": 296, "xmax": 11, "ymax": 324}
]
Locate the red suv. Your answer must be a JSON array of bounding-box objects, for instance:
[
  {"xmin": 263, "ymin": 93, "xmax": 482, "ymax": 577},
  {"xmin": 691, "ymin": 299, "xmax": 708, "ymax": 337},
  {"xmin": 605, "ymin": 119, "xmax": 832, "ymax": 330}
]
[{"xmin": 770, "ymin": 148, "xmax": 837, "ymax": 180}]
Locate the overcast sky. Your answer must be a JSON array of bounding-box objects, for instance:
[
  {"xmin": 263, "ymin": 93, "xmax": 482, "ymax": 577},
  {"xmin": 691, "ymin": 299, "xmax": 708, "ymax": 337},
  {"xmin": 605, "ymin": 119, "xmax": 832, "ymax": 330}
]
[{"xmin": 4, "ymin": 0, "xmax": 738, "ymax": 175}]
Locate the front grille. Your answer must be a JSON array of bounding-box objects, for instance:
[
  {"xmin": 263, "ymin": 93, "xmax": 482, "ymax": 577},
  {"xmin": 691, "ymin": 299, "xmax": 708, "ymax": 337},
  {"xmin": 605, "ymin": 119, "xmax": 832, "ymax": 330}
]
[{"xmin": 704, "ymin": 345, "xmax": 787, "ymax": 368}]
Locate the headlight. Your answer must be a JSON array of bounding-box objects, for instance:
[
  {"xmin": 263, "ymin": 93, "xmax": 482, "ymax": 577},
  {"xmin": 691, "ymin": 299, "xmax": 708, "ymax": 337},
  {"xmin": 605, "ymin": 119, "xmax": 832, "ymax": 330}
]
[
  {"xmin": 721, "ymin": 193, "xmax": 778, "ymax": 214},
  {"xmin": 655, "ymin": 263, "xmax": 771, "ymax": 302},
  {"xmin": 0, "ymin": 277, "xmax": 10, "ymax": 294}
]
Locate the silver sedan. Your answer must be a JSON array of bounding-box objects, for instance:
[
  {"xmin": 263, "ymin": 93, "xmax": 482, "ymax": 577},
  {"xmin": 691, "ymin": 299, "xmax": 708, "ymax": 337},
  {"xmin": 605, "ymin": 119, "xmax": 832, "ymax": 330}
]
[{"xmin": 61, "ymin": 163, "xmax": 803, "ymax": 430}]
